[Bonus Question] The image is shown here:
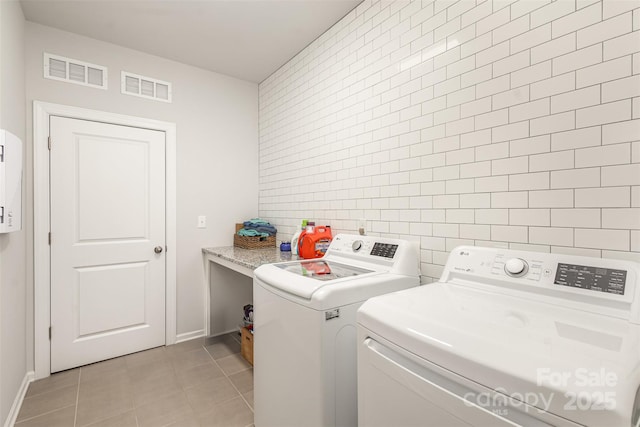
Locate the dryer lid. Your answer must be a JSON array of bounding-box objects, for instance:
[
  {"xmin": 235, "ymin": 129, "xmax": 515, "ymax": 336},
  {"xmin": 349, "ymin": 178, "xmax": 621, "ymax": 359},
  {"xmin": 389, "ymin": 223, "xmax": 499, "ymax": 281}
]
[{"xmin": 358, "ymin": 283, "xmax": 640, "ymax": 427}]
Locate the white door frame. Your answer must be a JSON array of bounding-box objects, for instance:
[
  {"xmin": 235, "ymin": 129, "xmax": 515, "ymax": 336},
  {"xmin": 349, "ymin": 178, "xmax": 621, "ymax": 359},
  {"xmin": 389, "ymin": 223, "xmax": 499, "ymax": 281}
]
[{"xmin": 33, "ymin": 101, "xmax": 177, "ymax": 379}]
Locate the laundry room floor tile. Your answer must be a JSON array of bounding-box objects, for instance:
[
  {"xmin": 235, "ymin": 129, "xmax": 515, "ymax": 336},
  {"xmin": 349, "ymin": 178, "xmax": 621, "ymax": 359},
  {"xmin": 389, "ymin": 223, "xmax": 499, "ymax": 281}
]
[
  {"xmin": 183, "ymin": 376, "xmax": 238, "ymax": 413},
  {"xmin": 75, "ymin": 373, "xmax": 134, "ymax": 426},
  {"xmin": 25, "ymin": 369, "xmax": 79, "ymax": 398},
  {"xmin": 197, "ymin": 396, "xmax": 253, "ymax": 427},
  {"xmin": 130, "ymin": 369, "xmax": 182, "ymax": 408},
  {"xmin": 83, "ymin": 410, "xmax": 137, "ymax": 427},
  {"xmin": 171, "ymin": 347, "xmax": 215, "ymax": 370},
  {"xmin": 242, "ymin": 390, "xmax": 254, "ymax": 410},
  {"xmin": 16, "ymin": 384, "xmax": 77, "ymax": 423},
  {"xmin": 135, "ymin": 391, "xmax": 197, "ymax": 427},
  {"xmin": 228, "ymin": 369, "xmax": 253, "ymax": 394},
  {"xmin": 80, "ymin": 357, "xmax": 127, "ymax": 383},
  {"xmin": 175, "ymin": 360, "xmax": 225, "ymax": 388},
  {"xmin": 204, "ymin": 334, "xmax": 241, "ymax": 360},
  {"xmin": 15, "ymin": 332, "xmax": 254, "ymax": 427},
  {"xmin": 127, "ymin": 357, "xmax": 173, "ymax": 383},
  {"xmin": 216, "ymin": 353, "xmax": 252, "ymax": 376},
  {"xmin": 12, "ymin": 405, "xmax": 75, "ymax": 427},
  {"xmin": 124, "ymin": 346, "xmax": 167, "ymax": 370}
]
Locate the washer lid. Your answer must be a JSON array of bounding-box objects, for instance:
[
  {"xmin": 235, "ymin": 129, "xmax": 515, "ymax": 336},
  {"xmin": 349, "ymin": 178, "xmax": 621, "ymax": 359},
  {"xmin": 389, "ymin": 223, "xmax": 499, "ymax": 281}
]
[
  {"xmin": 254, "ymin": 260, "xmax": 380, "ymax": 299},
  {"xmin": 358, "ymin": 283, "xmax": 640, "ymax": 426},
  {"xmin": 275, "ymin": 260, "xmax": 372, "ymax": 281}
]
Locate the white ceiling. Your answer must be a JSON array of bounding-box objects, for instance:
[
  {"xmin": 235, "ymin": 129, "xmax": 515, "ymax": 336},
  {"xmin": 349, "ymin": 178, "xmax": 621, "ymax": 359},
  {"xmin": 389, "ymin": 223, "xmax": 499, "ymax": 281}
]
[{"xmin": 20, "ymin": 0, "xmax": 362, "ymax": 83}]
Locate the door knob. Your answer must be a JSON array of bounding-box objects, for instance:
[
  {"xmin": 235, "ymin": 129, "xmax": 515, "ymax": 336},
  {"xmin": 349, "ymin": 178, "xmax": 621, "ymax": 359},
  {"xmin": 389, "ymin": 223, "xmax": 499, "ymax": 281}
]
[{"xmin": 154, "ymin": 246, "xmax": 163, "ymax": 254}]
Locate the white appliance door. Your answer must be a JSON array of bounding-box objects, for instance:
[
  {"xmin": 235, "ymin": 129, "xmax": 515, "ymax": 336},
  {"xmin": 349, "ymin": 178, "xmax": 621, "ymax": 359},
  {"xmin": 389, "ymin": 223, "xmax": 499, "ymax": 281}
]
[
  {"xmin": 358, "ymin": 333, "xmax": 580, "ymax": 427},
  {"xmin": 50, "ymin": 116, "xmax": 166, "ymax": 372},
  {"xmin": 357, "ymin": 282, "xmax": 640, "ymax": 426}
]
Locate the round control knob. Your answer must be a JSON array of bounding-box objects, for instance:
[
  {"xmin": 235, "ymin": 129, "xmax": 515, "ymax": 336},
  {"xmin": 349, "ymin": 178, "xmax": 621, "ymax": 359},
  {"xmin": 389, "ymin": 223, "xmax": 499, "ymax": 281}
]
[
  {"xmin": 505, "ymin": 258, "xmax": 528, "ymax": 277},
  {"xmin": 352, "ymin": 240, "xmax": 363, "ymax": 252}
]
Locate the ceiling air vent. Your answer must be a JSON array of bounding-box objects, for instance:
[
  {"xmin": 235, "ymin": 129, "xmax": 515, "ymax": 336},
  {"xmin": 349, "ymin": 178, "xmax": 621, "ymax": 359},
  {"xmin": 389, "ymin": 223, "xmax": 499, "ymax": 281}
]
[
  {"xmin": 43, "ymin": 53, "xmax": 108, "ymax": 89},
  {"xmin": 121, "ymin": 71, "xmax": 172, "ymax": 103}
]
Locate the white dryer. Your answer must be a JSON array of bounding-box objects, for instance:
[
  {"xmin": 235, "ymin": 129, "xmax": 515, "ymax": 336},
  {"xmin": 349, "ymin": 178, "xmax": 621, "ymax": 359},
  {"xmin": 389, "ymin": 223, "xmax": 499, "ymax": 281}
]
[
  {"xmin": 253, "ymin": 234, "xmax": 420, "ymax": 427},
  {"xmin": 358, "ymin": 246, "xmax": 640, "ymax": 427}
]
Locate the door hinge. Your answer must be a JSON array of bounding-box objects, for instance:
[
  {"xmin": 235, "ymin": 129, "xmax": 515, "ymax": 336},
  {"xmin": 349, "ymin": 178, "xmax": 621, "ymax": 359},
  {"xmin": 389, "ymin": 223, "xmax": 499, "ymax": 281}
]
[
  {"xmin": 48, "ymin": 232, "xmax": 51, "ymax": 245},
  {"xmin": 48, "ymin": 327, "xmax": 51, "ymax": 340},
  {"xmin": 47, "ymin": 136, "xmax": 51, "ymax": 150}
]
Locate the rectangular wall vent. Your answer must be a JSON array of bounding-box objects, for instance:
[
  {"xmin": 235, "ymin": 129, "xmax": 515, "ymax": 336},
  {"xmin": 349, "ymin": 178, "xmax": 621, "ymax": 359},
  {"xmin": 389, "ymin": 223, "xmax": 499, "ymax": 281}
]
[
  {"xmin": 43, "ymin": 53, "xmax": 108, "ymax": 89},
  {"xmin": 121, "ymin": 71, "xmax": 172, "ymax": 103}
]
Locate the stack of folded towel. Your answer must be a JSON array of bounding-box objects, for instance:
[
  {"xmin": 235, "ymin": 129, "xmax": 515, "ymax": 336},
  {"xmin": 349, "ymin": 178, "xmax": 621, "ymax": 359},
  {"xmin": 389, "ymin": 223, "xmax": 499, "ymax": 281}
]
[{"xmin": 237, "ymin": 218, "xmax": 277, "ymax": 238}]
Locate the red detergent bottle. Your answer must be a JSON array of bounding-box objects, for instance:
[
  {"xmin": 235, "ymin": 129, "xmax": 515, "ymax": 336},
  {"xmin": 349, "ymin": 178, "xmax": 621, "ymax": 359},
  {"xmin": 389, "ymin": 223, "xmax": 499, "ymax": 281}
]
[{"xmin": 298, "ymin": 225, "xmax": 332, "ymax": 259}]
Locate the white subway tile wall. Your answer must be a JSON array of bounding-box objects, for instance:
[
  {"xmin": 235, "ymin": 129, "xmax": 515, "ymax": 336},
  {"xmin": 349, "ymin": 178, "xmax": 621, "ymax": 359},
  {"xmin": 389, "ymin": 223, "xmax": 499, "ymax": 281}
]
[{"xmin": 259, "ymin": 0, "xmax": 640, "ymax": 282}]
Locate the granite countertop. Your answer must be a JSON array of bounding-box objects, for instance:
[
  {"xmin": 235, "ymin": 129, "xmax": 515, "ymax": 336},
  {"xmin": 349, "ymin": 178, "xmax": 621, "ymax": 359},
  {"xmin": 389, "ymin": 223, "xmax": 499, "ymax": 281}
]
[{"xmin": 202, "ymin": 246, "xmax": 298, "ymax": 270}]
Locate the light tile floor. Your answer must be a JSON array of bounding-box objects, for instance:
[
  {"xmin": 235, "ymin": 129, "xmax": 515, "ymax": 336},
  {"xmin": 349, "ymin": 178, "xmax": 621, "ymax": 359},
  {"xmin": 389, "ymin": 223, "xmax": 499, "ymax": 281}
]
[{"xmin": 15, "ymin": 333, "xmax": 254, "ymax": 427}]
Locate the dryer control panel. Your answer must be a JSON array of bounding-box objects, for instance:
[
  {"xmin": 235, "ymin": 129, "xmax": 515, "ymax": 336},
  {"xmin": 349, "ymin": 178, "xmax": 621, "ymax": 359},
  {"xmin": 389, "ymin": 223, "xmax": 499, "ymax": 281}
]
[{"xmin": 442, "ymin": 246, "xmax": 640, "ymax": 323}]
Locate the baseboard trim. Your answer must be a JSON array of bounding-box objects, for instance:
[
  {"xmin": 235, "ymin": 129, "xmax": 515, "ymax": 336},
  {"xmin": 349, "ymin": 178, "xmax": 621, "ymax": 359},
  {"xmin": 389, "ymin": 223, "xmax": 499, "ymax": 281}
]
[
  {"xmin": 175, "ymin": 329, "xmax": 205, "ymax": 343},
  {"xmin": 4, "ymin": 371, "xmax": 34, "ymax": 427}
]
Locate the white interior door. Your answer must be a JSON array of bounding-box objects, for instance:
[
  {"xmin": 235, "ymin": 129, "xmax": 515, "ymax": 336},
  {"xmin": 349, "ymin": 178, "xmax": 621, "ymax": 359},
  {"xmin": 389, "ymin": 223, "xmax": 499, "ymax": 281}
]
[{"xmin": 50, "ymin": 116, "xmax": 166, "ymax": 373}]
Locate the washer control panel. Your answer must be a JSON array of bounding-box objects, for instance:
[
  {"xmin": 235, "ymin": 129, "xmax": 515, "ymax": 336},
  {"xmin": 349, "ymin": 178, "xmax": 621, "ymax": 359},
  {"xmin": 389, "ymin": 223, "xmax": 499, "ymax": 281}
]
[
  {"xmin": 322, "ymin": 234, "xmax": 420, "ymax": 278},
  {"xmin": 326, "ymin": 234, "xmax": 402, "ymax": 260},
  {"xmin": 554, "ymin": 263, "xmax": 627, "ymax": 295},
  {"xmin": 370, "ymin": 242, "xmax": 398, "ymax": 259}
]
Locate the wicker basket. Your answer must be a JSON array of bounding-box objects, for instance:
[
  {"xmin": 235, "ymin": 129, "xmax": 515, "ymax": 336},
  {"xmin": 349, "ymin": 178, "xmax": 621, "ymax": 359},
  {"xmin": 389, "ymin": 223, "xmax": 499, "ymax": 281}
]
[{"xmin": 234, "ymin": 223, "xmax": 276, "ymax": 249}]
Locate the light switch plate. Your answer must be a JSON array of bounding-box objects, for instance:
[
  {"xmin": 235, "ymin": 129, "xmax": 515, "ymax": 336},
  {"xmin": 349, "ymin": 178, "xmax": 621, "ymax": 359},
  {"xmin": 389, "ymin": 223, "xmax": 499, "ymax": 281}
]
[{"xmin": 197, "ymin": 215, "xmax": 206, "ymax": 228}]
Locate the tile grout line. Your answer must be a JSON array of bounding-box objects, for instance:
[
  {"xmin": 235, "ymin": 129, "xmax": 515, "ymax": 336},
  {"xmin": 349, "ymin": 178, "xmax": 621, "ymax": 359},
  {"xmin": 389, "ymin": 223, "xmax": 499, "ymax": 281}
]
[
  {"xmin": 201, "ymin": 339, "xmax": 255, "ymax": 414},
  {"xmin": 131, "ymin": 353, "xmax": 140, "ymax": 427},
  {"xmin": 161, "ymin": 345, "xmax": 191, "ymax": 427},
  {"xmin": 73, "ymin": 368, "xmax": 82, "ymax": 427},
  {"xmin": 13, "ymin": 404, "xmax": 77, "ymax": 425},
  {"xmin": 121, "ymin": 353, "xmax": 140, "ymax": 427}
]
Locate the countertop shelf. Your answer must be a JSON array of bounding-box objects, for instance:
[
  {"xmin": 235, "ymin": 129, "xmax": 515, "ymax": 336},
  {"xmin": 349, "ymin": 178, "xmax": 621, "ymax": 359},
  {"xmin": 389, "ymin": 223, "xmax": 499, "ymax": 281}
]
[
  {"xmin": 203, "ymin": 245, "xmax": 298, "ymax": 336},
  {"xmin": 202, "ymin": 246, "xmax": 297, "ymax": 274}
]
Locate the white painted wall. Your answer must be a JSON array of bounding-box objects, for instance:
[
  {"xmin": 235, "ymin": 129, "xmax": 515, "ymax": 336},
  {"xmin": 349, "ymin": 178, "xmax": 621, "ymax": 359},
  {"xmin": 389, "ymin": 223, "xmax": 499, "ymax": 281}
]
[
  {"xmin": 259, "ymin": 0, "xmax": 640, "ymax": 282},
  {"xmin": 0, "ymin": 1, "xmax": 27, "ymax": 425},
  {"xmin": 25, "ymin": 22, "xmax": 259, "ymax": 338}
]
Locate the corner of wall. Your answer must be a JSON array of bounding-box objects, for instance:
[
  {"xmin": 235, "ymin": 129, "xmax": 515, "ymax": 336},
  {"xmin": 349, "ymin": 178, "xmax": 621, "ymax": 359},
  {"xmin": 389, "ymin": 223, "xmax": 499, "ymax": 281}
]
[
  {"xmin": 2, "ymin": 372, "xmax": 33, "ymax": 427},
  {"xmin": 0, "ymin": 0, "xmax": 29, "ymax": 425}
]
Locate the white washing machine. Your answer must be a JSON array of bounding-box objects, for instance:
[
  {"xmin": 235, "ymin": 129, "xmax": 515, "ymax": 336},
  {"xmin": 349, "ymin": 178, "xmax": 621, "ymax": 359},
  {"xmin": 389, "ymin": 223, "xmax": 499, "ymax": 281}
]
[
  {"xmin": 358, "ymin": 246, "xmax": 640, "ymax": 427},
  {"xmin": 253, "ymin": 234, "xmax": 420, "ymax": 427}
]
